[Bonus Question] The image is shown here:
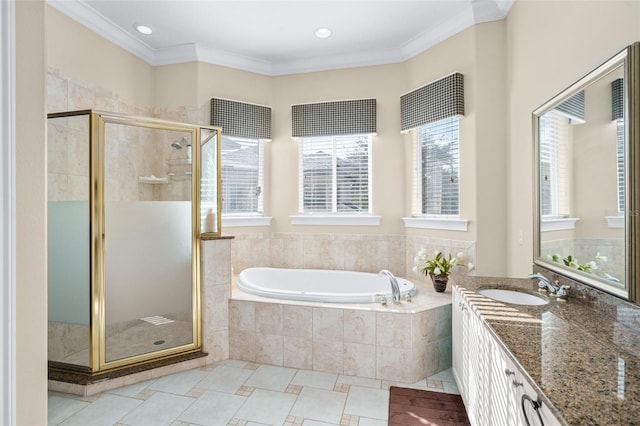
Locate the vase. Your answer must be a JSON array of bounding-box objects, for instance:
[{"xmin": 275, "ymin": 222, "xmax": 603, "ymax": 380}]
[{"xmin": 429, "ymin": 273, "xmax": 449, "ymax": 292}]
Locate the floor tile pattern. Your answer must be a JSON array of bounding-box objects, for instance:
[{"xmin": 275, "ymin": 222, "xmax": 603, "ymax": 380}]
[{"xmin": 49, "ymin": 360, "xmax": 459, "ymax": 426}]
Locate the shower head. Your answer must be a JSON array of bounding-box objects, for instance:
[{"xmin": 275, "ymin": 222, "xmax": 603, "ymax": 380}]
[{"xmin": 171, "ymin": 137, "xmax": 187, "ymax": 149}]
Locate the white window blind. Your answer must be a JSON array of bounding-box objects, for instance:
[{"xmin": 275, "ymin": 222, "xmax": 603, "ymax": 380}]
[
  {"xmin": 415, "ymin": 117, "xmax": 460, "ymax": 215},
  {"xmin": 539, "ymin": 110, "xmax": 571, "ymax": 217},
  {"xmin": 299, "ymin": 135, "xmax": 371, "ymax": 214},
  {"xmin": 221, "ymin": 136, "xmax": 264, "ymax": 214},
  {"xmin": 616, "ymin": 119, "xmax": 625, "ymax": 214}
]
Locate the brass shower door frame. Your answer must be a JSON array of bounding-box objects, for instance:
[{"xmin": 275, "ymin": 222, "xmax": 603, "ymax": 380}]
[{"xmin": 47, "ymin": 110, "xmax": 221, "ymax": 373}]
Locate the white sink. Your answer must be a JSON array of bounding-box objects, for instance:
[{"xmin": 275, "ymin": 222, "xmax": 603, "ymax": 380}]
[{"xmin": 477, "ymin": 288, "xmax": 549, "ymax": 306}]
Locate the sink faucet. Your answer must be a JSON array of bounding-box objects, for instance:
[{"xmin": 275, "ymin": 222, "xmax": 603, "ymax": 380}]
[
  {"xmin": 379, "ymin": 269, "xmax": 401, "ymax": 304},
  {"xmin": 528, "ymin": 273, "xmax": 569, "ymax": 300}
]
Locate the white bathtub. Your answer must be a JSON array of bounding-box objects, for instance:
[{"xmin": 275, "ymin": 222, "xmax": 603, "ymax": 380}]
[{"xmin": 236, "ymin": 267, "xmax": 417, "ymax": 303}]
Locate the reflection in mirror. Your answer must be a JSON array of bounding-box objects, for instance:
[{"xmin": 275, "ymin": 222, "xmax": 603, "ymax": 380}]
[{"xmin": 534, "ymin": 43, "xmax": 639, "ymax": 300}]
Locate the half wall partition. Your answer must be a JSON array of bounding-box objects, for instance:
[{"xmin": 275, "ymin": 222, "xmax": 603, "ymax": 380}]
[{"xmin": 47, "ymin": 110, "xmax": 221, "ymax": 375}]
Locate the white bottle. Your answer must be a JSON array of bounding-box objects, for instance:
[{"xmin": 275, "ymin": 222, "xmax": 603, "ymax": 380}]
[
  {"xmin": 186, "ymin": 144, "xmax": 192, "ymax": 162},
  {"xmin": 205, "ymin": 208, "xmax": 216, "ymax": 233}
]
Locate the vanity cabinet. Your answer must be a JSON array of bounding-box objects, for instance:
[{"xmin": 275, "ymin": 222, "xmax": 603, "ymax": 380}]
[{"xmin": 453, "ymin": 286, "xmax": 562, "ymax": 426}]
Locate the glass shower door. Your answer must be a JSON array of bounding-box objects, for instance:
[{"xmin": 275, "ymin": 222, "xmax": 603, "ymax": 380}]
[{"xmin": 102, "ymin": 122, "xmax": 196, "ymax": 364}]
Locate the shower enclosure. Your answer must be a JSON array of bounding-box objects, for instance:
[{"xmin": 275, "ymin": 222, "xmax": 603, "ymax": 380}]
[{"xmin": 47, "ymin": 110, "xmax": 220, "ymax": 374}]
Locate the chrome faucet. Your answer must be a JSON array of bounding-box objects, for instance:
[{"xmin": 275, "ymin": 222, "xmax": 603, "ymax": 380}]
[
  {"xmin": 379, "ymin": 269, "xmax": 401, "ymax": 304},
  {"xmin": 528, "ymin": 273, "xmax": 569, "ymax": 300}
]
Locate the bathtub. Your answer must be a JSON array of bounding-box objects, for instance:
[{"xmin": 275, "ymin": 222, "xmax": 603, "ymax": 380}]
[{"xmin": 236, "ymin": 267, "xmax": 417, "ymax": 303}]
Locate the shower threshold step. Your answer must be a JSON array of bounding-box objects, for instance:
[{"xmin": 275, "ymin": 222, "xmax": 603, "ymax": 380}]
[{"xmin": 48, "ymin": 351, "xmax": 207, "ymax": 396}]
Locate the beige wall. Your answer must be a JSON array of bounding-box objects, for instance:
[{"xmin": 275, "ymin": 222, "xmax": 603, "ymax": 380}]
[
  {"xmin": 505, "ymin": 0, "xmax": 640, "ymax": 277},
  {"xmin": 270, "ymin": 63, "xmax": 406, "ymax": 235},
  {"xmin": 16, "ymin": 0, "xmax": 47, "ymax": 424},
  {"xmin": 46, "ymin": 6, "xmax": 155, "ymax": 109}
]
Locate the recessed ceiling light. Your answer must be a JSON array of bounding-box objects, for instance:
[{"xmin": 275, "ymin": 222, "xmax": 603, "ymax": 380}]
[
  {"xmin": 315, "ymin": 27, "xmax": 332, "ymax": 39},
  {"xmin": 134, "ymin": 24, "xmax": 153, "ymax": 35}
]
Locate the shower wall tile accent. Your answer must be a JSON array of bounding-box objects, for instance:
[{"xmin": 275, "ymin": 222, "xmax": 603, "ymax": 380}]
[{"xmin": 228, "ymin": 300, "xmax": 451, "ymax": 383}]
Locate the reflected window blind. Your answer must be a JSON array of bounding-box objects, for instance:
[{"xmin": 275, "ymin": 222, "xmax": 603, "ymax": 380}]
[
  {"xmin": 401, "ymin": 73, "xmax": 464, "ymax": 132},
  {"xmin": 539, "ymin": 110, "xmax": 571, "ymax": 217},
  {"xmin": 299, "ymin": 135, "xmax": 370, "ymax": 214},
  {"xmin": 612, "ymin": 78, "xmax": 625, "ymax": 213},
  {"xmin": 555, "ymin": 91, "xmax": 585, "ymax": 123},
  {"xmin": 415, "ymin": 117, "xmax": 460, "ymax": 215},
  {"xmin": 616, "ymin": 119, "xmax": 625, "ymax": 213},
  {"xmin": 291, "ymin": 99, "xmax": 376, "ymax": 138},
  {"xmin": 211, "ymin": 98, "xmax": 272, "ymax": 140},
  {"xmin": 221, "ymin": 136, "xmax": 264, "ymax": 214},
  {"xmin": 612, "ymin": 78, "xmax": 624, "ymax": 121}
]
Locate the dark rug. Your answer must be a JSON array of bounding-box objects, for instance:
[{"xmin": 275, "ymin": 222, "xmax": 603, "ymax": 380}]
[{"xmin": 388, "ymin": 386, "xmax": 471, "ymax": 426}]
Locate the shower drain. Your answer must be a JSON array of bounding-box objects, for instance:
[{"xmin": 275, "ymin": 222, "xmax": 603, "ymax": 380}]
[{"xmin": 153, "ymin": 340, "xmax": 166, "ymax": 345}]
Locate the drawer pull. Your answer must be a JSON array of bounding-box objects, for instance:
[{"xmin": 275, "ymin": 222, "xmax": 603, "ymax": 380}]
[
  {"xmin": 512, "ymin": 380, "xmax": 523, "ymax": 388},
  {"xmin": 505, "ymin": 369, "xmax": 515, "ymax": 376}
]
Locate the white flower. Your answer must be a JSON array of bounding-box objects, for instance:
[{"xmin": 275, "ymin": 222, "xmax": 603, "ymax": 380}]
[
  {"xmin": 412, "ymin": 266, "xmax": 418, "ymax": 273},
  {"xmin": 586, "ymin": 261, "xmax": 598, "ymax": 271},
  {"xmin": 456, "ymin": 252, "xmax": 464, "ymax": 261},
  {"xmin": 467, "ymin": 262, "xmax": 475, "ymax": 271},
  {"xmin": 595, "ymin": 252, "xmax": 608, "ymax": 263},
  {"xmin": 434, "ymin": 267, "xmax": 441, "ymax": 276}
]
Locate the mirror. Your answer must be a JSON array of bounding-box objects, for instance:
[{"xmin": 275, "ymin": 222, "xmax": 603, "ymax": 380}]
[{"xmin": 533, "ymin": 42, "xmax": 640, "ymax": 302}]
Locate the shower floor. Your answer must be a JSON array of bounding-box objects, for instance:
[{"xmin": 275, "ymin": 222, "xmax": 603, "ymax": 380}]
[{"xmin": 49, "ymin": 316, "xmax": 194, "ymax": 367}]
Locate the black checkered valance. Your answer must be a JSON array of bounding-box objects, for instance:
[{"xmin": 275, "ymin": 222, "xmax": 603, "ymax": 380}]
[
  {"xmin": 400, "ymin": 73, "xmax": 464, "ymax": 132},
  {"xmin": 211, "ymin": 98, "xmax": 272, "ymax": 140},
  {"xmin": 612, "ymin": 78, "xmax": 624, "ymax": 121},
  {"xmin": 291, "ymin": 99, "xmax": 377, "ymax": 138},
  {"xmin": 555, "ymin": 91, "xmax": 585, "ymax": 123}
]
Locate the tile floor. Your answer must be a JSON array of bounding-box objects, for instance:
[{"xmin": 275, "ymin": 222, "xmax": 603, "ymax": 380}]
[{"xmin": 48, "ymin": 360, "xmax": 460, "ymax": 426}]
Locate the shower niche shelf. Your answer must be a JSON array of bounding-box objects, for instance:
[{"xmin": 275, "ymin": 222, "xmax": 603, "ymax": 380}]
[{"xmin": 138, "ymin": 176, "xmax": 170, "ymax": 184}]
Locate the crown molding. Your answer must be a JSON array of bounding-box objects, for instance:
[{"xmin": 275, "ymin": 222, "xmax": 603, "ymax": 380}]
[{"xmin": 47, "ymin": 0, "xmax": 513, "ymax": 76}]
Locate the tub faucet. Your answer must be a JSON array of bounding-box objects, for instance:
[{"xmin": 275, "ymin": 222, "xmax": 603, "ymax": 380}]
[{"xmin": 379, "ymin": 269, "xmax": 401, "ymax": 304}]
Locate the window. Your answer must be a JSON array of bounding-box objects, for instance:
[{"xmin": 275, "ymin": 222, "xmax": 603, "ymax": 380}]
[
  {"xmin": 415, "ymin": 117, "xmax": 460, "ymax": 216},
  {"xmin": 221, "ymin": 136, "xmax": 264, "ymax": 215},
  {"xmin": 299, "ymin": 135, "xmax": 371, "ymax": 214},
  {"xmin": 539, "ymin": 110, "xmax": 571, "ymax": 217}
]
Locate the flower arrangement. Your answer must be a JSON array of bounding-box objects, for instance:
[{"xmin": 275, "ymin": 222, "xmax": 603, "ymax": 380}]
[
  {"xmin": 547, "ymin": 252, "xmax": 618, "ymax": 281},
  {"xmin": 547, "ymin": 252, "xmax": 605, "ymax": 273},
  {"xmin": 413, "ymin": 249, "xmax": 474, "ymax": 277}
]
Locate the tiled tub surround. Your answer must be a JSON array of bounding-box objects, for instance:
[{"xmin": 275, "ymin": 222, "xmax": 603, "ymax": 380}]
[
  {"xmin": 454, "ymin": 273, "xmax": 640, "ymax": 425},
  {"xmin": 229, "ymin": 281, "xmax": 453, "ymax": 384},
  {"xmin": 230, "ymin": 232, "xmax": 476, "ymax": 279}
]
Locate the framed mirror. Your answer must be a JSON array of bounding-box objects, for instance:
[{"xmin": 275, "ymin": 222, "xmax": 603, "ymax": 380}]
[{"xmin": 533, "ymin": 42, "xmax": 640, "ymax": 302}]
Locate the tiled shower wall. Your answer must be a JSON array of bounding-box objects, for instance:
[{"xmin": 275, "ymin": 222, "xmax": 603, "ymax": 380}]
[
  {"xmin": 47, "ymin": 67, "xmax": 211, "ymax": 203},
  {"xmin": 230, "ymin": 232, "xmax": 477, "ymax": 280}
]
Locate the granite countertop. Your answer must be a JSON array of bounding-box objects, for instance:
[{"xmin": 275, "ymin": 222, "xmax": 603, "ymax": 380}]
[{"xmin": 453, "ymin": 275, "xmax": 640, "ymax": 426}]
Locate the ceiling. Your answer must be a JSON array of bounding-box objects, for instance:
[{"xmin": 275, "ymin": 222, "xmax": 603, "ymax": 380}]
[{"xmin": 48, "ymin": 0, "xmax": 514, "ymax": 76}]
